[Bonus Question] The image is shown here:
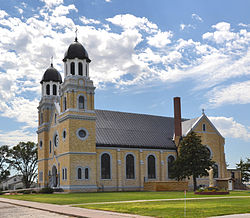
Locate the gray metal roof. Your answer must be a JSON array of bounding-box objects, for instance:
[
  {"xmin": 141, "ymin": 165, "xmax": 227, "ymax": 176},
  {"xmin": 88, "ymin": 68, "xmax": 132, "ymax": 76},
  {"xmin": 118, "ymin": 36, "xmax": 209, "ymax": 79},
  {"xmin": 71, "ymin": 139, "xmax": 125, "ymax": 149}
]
[
  {"xmin": 95, "ymin": 109, "xmax": 176, "ymax": 150},
  {"xmin": 181, "ymin": 117, "xmax": 200, "ymax": 136}
]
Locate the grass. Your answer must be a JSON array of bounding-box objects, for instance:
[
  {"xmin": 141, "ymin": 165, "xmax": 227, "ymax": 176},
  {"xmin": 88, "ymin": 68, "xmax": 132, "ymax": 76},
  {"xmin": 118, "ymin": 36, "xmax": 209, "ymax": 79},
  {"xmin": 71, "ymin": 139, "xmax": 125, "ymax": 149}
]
[
  {"xmin": 77, "ymin": 197, "xmax": 250, "ymax": 218},
  {"xmin": 0, "ymin": 191, "xmax": 249, "ymax": 205}
]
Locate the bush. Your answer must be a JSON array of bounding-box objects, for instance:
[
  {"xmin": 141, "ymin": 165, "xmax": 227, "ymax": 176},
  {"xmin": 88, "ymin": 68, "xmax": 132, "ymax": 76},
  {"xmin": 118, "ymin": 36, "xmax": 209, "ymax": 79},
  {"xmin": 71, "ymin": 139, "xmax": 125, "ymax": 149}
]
[
  {"xmin": 53, "ymin": 188, "xmax": 64, "ymax": 192},
  {"xmin": 23, "ymin": 190, "xmax": 32, "ymax": 194},
  {"xmin": 0, "ymin": 191, "xmax": 3, "ymax": 195},
  {"xmin": 39, "ymin": 187, "xmax": 54, "ymax": 194}
]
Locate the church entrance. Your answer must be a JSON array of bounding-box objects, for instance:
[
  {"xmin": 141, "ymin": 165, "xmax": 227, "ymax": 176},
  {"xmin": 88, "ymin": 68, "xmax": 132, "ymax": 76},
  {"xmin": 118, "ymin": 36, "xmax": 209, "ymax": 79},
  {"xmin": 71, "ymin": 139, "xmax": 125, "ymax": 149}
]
[{"xmin": 52, "ymin": 165, "xmax": 58, "ymax": 187}]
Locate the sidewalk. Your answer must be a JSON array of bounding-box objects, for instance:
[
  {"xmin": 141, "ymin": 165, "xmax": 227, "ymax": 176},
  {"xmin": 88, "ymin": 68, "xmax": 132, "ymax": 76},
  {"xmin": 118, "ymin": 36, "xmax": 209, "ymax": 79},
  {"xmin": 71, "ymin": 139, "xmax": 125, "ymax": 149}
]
[{"xmin": 0, "ymin": 198, "xmax": 151, "ymax": 218}]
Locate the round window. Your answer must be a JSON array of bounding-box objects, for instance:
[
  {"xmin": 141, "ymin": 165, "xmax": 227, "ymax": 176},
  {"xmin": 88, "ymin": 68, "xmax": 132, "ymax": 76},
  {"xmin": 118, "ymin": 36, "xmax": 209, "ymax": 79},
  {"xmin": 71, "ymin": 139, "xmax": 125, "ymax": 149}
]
[
  {"xmin": 77, "ymin": 128, "xmax": 88, "ymax": 140},
  {"xmin": 79, "ymin": 130, "xmax": 86, "ymax": 138}
]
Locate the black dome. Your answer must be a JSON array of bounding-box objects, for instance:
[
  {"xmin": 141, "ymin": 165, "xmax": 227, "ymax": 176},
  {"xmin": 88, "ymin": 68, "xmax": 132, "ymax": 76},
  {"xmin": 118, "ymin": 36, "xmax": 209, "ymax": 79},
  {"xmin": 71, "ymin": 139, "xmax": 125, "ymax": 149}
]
[
  {"xmin": 63, "ymin": 38, "xmax": 91, "ymax": 62},
  {"xmin": 40, "ymin": 64, "xmax": 62, "ymax": 84}
]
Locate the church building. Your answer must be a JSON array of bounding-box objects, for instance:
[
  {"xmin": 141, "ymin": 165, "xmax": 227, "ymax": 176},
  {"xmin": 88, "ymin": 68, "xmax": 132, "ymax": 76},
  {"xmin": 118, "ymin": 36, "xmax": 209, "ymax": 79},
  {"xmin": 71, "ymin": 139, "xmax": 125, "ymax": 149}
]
[{"xmin": 37, "ymin": 37, "xmax": 227, "ymax": 191}]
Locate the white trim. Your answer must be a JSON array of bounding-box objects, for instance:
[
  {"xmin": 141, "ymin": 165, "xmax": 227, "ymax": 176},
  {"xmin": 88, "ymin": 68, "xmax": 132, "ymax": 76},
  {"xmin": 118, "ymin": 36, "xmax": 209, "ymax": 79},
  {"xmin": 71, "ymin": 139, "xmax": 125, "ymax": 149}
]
[{"xmin": 96, "ymin": 147, "xmax": 175, "ymax": 152}]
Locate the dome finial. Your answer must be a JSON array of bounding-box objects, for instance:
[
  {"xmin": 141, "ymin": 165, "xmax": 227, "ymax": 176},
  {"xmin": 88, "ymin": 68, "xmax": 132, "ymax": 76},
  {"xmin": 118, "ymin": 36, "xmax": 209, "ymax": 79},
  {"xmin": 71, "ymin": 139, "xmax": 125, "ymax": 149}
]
[
  {"xmin": 75, "ymin": 27, "xmax": 78, "ymax": 42},
  {"xmin": 50, "ymin": 56, "xmax": 53, "ymax": 67},
  {"xmin": 202, "ymin": 108, "xmax": 205, "ymax": 115}
]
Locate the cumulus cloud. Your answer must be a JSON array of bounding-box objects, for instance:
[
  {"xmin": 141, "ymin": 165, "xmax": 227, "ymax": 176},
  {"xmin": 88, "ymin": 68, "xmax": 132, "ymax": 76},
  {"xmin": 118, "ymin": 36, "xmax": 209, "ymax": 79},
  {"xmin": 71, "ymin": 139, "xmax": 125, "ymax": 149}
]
[
  {"xmin": 147, "ymin": 30, "xmax": 172, "ymax": 48},
  {"xmin": 209, "ymin": 116, "xmax": 250, "ymax": 141},
  {"xmin": 80, "ymin": 16, "xmax": 101, "ymax": 25}
]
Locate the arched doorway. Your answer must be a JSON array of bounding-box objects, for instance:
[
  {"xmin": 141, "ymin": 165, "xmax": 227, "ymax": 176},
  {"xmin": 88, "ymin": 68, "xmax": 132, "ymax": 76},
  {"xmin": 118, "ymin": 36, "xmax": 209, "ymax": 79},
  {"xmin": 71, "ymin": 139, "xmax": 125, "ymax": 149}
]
[{"xmin": 52, "ymin": 165, "xmax": 58, "ymax": 187}]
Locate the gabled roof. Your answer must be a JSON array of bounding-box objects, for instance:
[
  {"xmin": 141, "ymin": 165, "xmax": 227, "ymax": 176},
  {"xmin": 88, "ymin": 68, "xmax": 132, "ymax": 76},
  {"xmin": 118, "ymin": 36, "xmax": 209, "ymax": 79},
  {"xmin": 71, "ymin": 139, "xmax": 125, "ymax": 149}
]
[
  {"xmin": 95, "ymin": 110, "xmax": 176, "ymax": 150},
  {"xmin": 182, "ymin": 113, "xmax": 224, "ymax": 139}
]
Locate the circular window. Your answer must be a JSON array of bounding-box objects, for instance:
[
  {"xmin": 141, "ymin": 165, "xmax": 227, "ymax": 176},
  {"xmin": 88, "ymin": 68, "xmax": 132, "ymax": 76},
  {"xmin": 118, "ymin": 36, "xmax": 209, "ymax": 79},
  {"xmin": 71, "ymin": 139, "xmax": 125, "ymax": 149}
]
[
  {"xmin": 76, "ymin": 128, "xmax": 89, "ymax": 140},
  {"xmin": 39, "ymin": 140, "xmax": 43, "ymax": 149},
  {"xmin": 62, "ymin": 129, "xmax": 66, "ymax": 140},
  {"xmin": 54, "ymin": 134, "xmax": 59, "ymax": 147}
]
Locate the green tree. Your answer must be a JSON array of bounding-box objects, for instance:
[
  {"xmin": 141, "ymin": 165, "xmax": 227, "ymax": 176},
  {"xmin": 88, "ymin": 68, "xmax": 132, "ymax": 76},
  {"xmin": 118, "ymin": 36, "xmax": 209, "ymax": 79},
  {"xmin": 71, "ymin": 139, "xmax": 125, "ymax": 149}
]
[
  {"xmin": 9, "ymin": 142, "xmax": 38, "ymax": 188},
  {"xmin": 172, "ymin": 131, "xmax": 214, "ymax": 191},
  {"xmin": 0, "ymin": 145, "xmax": 11, "ymax": 183},
  {"xmin": 236, "ymin": 158, "xmax": 250, "ymax": 183}
]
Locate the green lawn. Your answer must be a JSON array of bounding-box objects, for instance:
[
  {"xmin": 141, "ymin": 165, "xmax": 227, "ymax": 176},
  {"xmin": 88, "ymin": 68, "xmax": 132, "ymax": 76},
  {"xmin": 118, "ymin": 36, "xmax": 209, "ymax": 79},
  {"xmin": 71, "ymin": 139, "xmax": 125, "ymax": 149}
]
[
  {"xmin": 0, "ymin": 191, "xmax": 249, "ymax": 205},
  {"xmin": 77, "ymin": 197, "xmax": 250, "ymax": 218}
]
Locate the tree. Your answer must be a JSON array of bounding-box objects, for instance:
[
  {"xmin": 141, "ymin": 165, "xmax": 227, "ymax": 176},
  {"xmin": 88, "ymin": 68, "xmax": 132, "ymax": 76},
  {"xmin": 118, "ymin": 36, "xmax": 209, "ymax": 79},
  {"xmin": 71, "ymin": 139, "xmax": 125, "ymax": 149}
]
[
  {"xmin": 0, "ymin": 145, "xmax": 11, "ymax": 183},
  {"xmin": 9, "ymin": 142, "xmax": 38, "ymax": 188},
  {"xmin": 236, "ymin": 158, "xmax": 250, "ymax": 183},
  {"xmin": 172, "ymin": 131, "xmax": 214, "ymax": 191}
]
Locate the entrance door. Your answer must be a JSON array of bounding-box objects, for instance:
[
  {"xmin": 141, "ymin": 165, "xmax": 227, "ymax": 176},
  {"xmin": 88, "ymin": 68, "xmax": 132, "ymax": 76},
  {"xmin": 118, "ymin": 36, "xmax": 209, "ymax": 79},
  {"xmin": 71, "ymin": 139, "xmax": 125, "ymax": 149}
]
[{"xmin": 52, "ymin": 165, "xmax": 58, "ymax": 187}]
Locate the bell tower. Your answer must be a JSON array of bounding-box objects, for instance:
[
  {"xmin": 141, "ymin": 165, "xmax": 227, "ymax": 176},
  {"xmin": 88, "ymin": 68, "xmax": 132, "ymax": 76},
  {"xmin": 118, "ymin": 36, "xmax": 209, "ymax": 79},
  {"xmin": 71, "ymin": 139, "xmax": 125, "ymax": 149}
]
[
  {"xmin": 37, "ymin": 63, "xmax": 62, "ymax": 187},
  {"xmin": 57, "ymin": 36, "xmax": 97, "ymax": 191}
]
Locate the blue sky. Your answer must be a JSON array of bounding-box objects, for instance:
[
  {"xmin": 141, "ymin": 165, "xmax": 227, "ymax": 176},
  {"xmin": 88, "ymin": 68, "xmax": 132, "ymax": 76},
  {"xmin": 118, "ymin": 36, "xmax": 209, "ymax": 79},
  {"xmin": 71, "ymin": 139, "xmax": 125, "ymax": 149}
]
[{"xmin": 0, "ymin": 0, "xmax": 249, "ymax": 168}]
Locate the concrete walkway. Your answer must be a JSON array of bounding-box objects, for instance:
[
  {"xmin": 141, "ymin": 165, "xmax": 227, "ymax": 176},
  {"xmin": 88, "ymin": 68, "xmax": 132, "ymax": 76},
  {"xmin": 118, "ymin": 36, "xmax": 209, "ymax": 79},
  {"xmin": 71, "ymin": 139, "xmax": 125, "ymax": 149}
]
[{"xmin": 0, "ymin": 198, "xmax": 151, "ymax": 218}]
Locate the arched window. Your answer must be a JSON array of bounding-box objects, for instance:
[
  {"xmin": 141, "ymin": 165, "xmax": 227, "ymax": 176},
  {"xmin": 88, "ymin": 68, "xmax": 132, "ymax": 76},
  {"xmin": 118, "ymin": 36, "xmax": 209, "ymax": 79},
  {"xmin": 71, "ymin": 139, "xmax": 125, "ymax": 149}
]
[
  {"xmin": 78, "ymin": 96, "xmax": 84, "ymax": 109},
  {"xmin": 46, "ymin": 84, "xmax": 50, "ymax": 95},
  {"xmin": 49, "ymin": 140, "xmax": 51, "ymax": 154},
  {"xmin": 101, "ymin": 153, "xmax": 111, "ymax": 179},
  {"xmin": 71, "ymin": 62, "xmax": 75, "ymax": 75},
  {"xmin": 53, "ymin": 84, "xmax": 57, "ymax": 95},
  {"xmin": 126, "ymin": 154, "xmax": 135, "ymax": 179},
  {"xmin": 85, "ymin": 168, "xmax": 89, "ymax": 179},
  {"xmin": 148, "ymin": 155, "xmax": 156, "ymax": 179},
  {"xmin": 202, "ymin": 123, "xmax": 206, "ymax": 132},
  {"xmin": 78, "ymin": 62, "xmax": 83, "ymax": 76},
  {"xmin": 167, "ymin": 155, "xmax": 175, "ymax": 179},
  {"xmin": 63, "ymin": 97, "xmax": 67, "ymax": 111},
  {"xmin": 77, "ymin": 168, "xmax": 82, "ymax": 179},
  {"xmin": 213, "ymin": 164, "xmax": 219, "ymax": 178}
]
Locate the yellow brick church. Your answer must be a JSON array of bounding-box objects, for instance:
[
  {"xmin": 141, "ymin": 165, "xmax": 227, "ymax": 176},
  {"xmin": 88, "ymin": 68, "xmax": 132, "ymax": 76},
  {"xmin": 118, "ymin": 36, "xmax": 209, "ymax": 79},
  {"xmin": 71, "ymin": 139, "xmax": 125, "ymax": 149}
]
[{"xmin": 37, "ymin": 37, "xmax": 227, "ymax": 191}]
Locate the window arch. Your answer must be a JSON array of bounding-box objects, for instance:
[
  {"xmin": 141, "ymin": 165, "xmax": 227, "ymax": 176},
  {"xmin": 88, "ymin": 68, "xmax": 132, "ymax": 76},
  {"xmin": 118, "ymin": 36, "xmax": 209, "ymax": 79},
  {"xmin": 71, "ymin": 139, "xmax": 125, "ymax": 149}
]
[
  {"xmin": 78, "ymin": 62, "xmax": 83, "ymax": 76},
  {"xmin": 46, "ymin": 84, "xmax": 50, "ymax": 95},
  {"xmin": 78, "ymin": 96, "xmax": 84, "ymax": 109},
  {"xmin": 126, "ymin": 154, "xmax": 135, "ymax": 179},
  {"xmin": 53, "ymin": 84, "xmax": 57, "ymax": 95},
  {"xmin": 70, "ymin": 62, "xmax": 75, "ymax": 75},
  {"xmin": 77, "ymin": 168, "xmax": 82, "ymax": 179},
  {"xmin": 167, "ymin": 155, "xmax": 175, "ymax": 179},
  {"xmin": 101, "ymin": 153, "xmax": 111, "ymax": 179},
  {"xmin": 85, "ymin": 168, "xmax": 89, "ymax": 179},
  {"xmin": 147, "ymin": 155, "xmax": 156, "ymax": 179}
]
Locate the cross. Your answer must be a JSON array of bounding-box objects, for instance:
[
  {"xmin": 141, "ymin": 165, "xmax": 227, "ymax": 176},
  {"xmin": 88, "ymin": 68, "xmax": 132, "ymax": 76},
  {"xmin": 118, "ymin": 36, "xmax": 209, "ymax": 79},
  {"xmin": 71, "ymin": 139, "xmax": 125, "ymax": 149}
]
[
  {"xmin": 202, "ymin": 108, "xmax": 205, "ymax": 114},
  {"xmin": 75, "ymin": 27, "xmax": 78, "ymax": 41},
  {"xmin": 51, "ymin": 56, "xmax": 53, "ymax": 67}
]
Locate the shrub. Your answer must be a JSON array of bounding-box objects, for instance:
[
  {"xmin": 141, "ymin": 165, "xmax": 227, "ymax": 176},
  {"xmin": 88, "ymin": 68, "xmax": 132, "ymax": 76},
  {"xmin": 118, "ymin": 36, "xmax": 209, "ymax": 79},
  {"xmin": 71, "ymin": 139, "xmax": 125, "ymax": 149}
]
[
  {"xmin": 23, "ymin": 190, "xmax": 32, "ymax": 194},
  {"xmin": 39, "ymin": 187, "xmax": 54, "ymax": 194},
  {"xmin": 0, "ymin": 191, "xmax": 3, "ymax": 195}
]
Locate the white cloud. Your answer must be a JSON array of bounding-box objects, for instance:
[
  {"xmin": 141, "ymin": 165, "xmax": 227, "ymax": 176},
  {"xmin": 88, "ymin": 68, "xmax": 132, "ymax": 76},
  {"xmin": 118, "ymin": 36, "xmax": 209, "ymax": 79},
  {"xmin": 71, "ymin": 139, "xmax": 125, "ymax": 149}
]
[
  {"xmin": 192, "ymin": 13, "xmax": 203, "ymax": 22},
  {"xmin": 209, "ymin": 116, "xmax": 250, "ymax": 141},
  {"xmin": 203, "ymin": 22, "xmax": 236, "ymax": 43},
  {"xmin": 40, "ymin": 0, "xmax": 63, "ymax": 8},
  {"xmin": 0, "ymin": 128, "xmax": 36, "ymax": 146},
  {"xmin": 80, "ymin": 16, "xmax": 101, "ymax": 25},
  {"xmin": 0, "ymin": 10, "xmax": 8, "ymax": 18},
  {"xmin": 180, "ymin": 23, "xmax": 194, "ymax": 31},
  {"xmin": 106, "ymin": 14, "xmax": 158, "ymax": 33},
  {"xmin": 52, "ymin": 4, "xmax": 77, "ymax": 17},
  {"xmin": 147, "ymin": 30, "xmax": 172, "ymax": 48},
  {"xmin": 206, "ymin": 81, "xmax": 250, "ymax": 108},
  {"xmin": 105, "ymin": 0, "xmax": 112, "ymax": 2}
]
